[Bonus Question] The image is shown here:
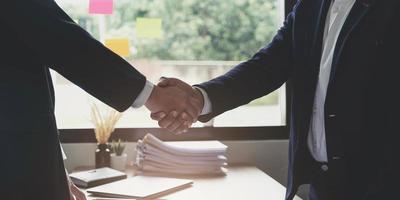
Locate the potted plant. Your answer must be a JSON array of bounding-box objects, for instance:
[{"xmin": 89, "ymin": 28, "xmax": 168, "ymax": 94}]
[
  {"xmin": 91, "ymin": 103, "xmax": 123, "ymax": 168},
  {"xmin": 110, "ymin": 139, "xmax": 127, "ymax": 171}
]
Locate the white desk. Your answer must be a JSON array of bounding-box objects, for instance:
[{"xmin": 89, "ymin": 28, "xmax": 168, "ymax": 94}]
[{"xmin": 82, "ymin": 165, "xmax": 302, "ymax": 200}]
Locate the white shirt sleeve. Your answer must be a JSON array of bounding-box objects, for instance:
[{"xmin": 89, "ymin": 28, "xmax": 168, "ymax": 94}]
[
  {"xmin": 193, "ymin": 86, "xmax": 212, "ymax": 115},
  {"xmin": 131, "ymin": 80, "xmax": 154, "ymax": 108},
  {"xmin": 60, "ymin": 144, "xmax": 67, "ymax": 160}
]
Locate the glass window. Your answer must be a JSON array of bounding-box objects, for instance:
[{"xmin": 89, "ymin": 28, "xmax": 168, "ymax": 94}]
[{"xmin": 54, "ymin": 0, "xmax": 286, "ymax": 129}]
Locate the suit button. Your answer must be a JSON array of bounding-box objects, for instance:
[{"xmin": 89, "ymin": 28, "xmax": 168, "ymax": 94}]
[
  {"xmin": 375, "ymin": 40, "xmax": 384, "ymax": 46},
  {"xmin": 362, "ymin": 2, "xmax": 371, "ymax": 7},
  {"xmin": 332, "ymin": 156, "xmax": 341, "ymax": 160},
  {"xmin": 328, "ymin": 114, "xmax": 336, "ymax": 118},
  {"xmin": 321, "ymin": 165, "xmax": 329, "ymax": 171}
]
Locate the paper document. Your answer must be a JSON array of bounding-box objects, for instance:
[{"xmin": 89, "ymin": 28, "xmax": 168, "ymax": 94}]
[
  {"xmin": 142, "ymin": 133, "xmax": 227, "ymax": 155},
  {"xmin": 87, "ymin": 176, "xmax": 192, "ymax": 199},
  {"xmin": 136, "ymin": 133, "xmax": 228, "ymax": 175}
]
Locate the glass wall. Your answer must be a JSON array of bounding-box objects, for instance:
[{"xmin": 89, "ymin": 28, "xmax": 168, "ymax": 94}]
[{"xmin": 54, "ymin": 0, "xmax": 286, "ymax": 128}]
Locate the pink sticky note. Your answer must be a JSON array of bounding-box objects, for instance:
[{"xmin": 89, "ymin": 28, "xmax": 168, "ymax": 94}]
[{"xmin": 89, "ymin": 0, "xmax": 113, "ymax": 15}]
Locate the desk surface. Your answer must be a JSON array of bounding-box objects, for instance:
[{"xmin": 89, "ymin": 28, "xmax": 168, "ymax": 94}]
[{"xmin": 82, "ymin": 165, "xmax": 302, "ymax": 200}]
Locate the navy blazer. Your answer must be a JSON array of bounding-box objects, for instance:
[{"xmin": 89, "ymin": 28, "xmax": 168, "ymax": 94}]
[
  {"xmin": 197, "ymin": 0, "xmax": 400, "ymax": 199},
  {"xmin": 0, "ymin": 0, "xmax": 145, "ymax": 199}
]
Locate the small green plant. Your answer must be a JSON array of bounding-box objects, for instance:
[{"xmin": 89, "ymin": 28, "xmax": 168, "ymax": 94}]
[{"xmin": 111, "ymin": 139, "xmax": 126, "ymax": 156}]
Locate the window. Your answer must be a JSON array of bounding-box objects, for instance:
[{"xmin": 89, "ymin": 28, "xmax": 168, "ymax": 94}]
[{"xmin": 54, "ymin": 0, "xmax": 286, "ymax": 129}]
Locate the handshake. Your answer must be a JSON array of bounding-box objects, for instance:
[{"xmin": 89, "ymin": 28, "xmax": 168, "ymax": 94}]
[{"xmin": 145, "ymin": 77, "xmax": 204, "ymax": 134}]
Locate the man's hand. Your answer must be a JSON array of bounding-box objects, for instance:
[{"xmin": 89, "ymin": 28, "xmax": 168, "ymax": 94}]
[
  {"xmin": 69, "ymin": 183, "xmax": 86, "ymax": 200},
  {"xmin": 145, "ymin": 78, "xmax": 203, "ymax": 134},
  {"xmin": 149, "ymin": 77, "xmax": 204, "ymax": 134},
  {"xmin": 66, "ymin": 169, "xmax": 86, "ymax": 200}
]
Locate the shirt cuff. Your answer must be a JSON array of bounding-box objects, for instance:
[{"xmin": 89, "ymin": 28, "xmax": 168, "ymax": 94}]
[
  {"xmin": 131, "ymin": 80, "xmax": 154, "ymax": 108},
  {"xmin": 61, "ymin": 144, "xmax": 67, "ymax": 160},
  {"xmin": 193, "ymin": 86, "xmax": 212, "ymax": 115}
]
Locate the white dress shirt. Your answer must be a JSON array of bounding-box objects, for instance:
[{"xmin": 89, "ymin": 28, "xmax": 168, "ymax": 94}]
[
  {"xmin": 61, "ymin": 144, "xmax": 67, "ymax": 160},
  {"xmin": 130, "ymin": 80, "xmax": 155, "ymax": 108},
  {"xmin": 307, "ymin": 0, "xmax": 356, "ymax": 162}
]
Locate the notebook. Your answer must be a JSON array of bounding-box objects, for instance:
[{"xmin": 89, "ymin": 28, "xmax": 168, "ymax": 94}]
[
  {"xmin": 69, "ymin": 167, "xmax": 127, "ymax": 188},
  {"xmin": 87, "ymin": 176, "xmax": 193, "ymax": 199}
]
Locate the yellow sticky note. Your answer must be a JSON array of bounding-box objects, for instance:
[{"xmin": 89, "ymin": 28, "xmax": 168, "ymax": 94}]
[
  {"xmin": 135, "ymin": 18, "xmax": 163, "ymax": 39},
  {"xmin": 105, "ymin": 38, "xmax": 130, "ymax": 57}
]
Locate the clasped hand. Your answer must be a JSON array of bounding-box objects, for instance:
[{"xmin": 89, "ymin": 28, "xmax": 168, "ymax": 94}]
[{"xmin": 145, "ymin": 78, "xmax": 203, "ymax": 134}]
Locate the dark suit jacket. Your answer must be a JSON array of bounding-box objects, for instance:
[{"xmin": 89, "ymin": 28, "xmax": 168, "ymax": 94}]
[
  {"xmin": 0, "ymin": 0, "xmax": 145, "ymax": 199},
  {"xmin": 197, "ymin": 0, "xmax": 400, "ymax": 199}
]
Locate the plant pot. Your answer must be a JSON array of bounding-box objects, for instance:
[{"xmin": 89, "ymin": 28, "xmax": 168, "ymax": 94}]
[
  {"xmin": 95, "ymin": 143, "xmax": 111, "ymax": 168},
  {"xmin": 110, "ymin": 153, "xmax": 127, "ymax": 171}
]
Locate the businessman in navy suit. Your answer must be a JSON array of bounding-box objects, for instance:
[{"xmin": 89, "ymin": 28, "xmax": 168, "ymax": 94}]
[
  {"xmin": 0, "ymin": 0, "xmax": 200, "ymax": 199},
  {"xmin": 153, "ymin": 0, "xmax": 400, "ymax": 199}
]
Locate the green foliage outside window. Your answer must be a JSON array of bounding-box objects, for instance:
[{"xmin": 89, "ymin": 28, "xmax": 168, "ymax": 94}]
[{"xmin": 63, "ymin": 0, "xmax": 279, "ymax": 61}]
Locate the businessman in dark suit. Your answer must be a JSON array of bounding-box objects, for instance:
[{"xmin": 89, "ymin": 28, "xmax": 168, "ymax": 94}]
[
  {"xmin": 0, "ymin": 0, "xmax": 200, "ymax": 199},
  {"xmin": 153, "ymin": 0, "xmax": 400, "ymax": 199}
]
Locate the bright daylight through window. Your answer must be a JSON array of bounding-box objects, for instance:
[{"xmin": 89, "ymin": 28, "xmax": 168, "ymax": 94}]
[{"xmin": 54, "ymin": 0, "xmax": 286, "ymax": 129}]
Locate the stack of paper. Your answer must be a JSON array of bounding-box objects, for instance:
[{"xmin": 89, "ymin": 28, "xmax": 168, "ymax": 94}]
[{"xmin": 136, "ymin": 133, "xmax": 228, "ymax": 175}]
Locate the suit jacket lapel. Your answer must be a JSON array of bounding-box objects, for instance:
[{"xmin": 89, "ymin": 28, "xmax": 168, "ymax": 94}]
[
  {"xmin": 299, "ymin": 0, "xmax": 333, "ymax": 138},
  {"xmin": 297, "ymin": 0, "xmax": 333, "ymax": 141},
  {"xmin": 310, "ymin": 0, "xmax": 333, "ymax": 73},
  {"xmin": 328, "ymin": 0, "xmax": 376, "ymax": 85}
]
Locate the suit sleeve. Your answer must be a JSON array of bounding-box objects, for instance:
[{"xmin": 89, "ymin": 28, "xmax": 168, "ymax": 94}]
[
  {"xmin": 195, "ymin": 1, "xmax": 302, "ymax": 122},
  {"xmin": 0, "ymin": 0, "xmax": 146, "ymax": 112}
]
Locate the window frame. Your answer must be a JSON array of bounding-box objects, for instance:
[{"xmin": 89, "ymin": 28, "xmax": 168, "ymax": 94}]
[{"xmin": 59, "ymin": 0, "xmax": 296, "ymax": 143}]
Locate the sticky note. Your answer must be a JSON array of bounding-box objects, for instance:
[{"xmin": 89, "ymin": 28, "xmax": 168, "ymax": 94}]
[
  {"xmin": 89, "ymin": 0, "xmax": 113, "ymax": 15},
  {"xmin": 135, "ymin": 18, "xmax": 163, "ymax": 39},
  {"xmin": 105, "ymin": 38, "xmax": 130, "ymax": 57}
]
